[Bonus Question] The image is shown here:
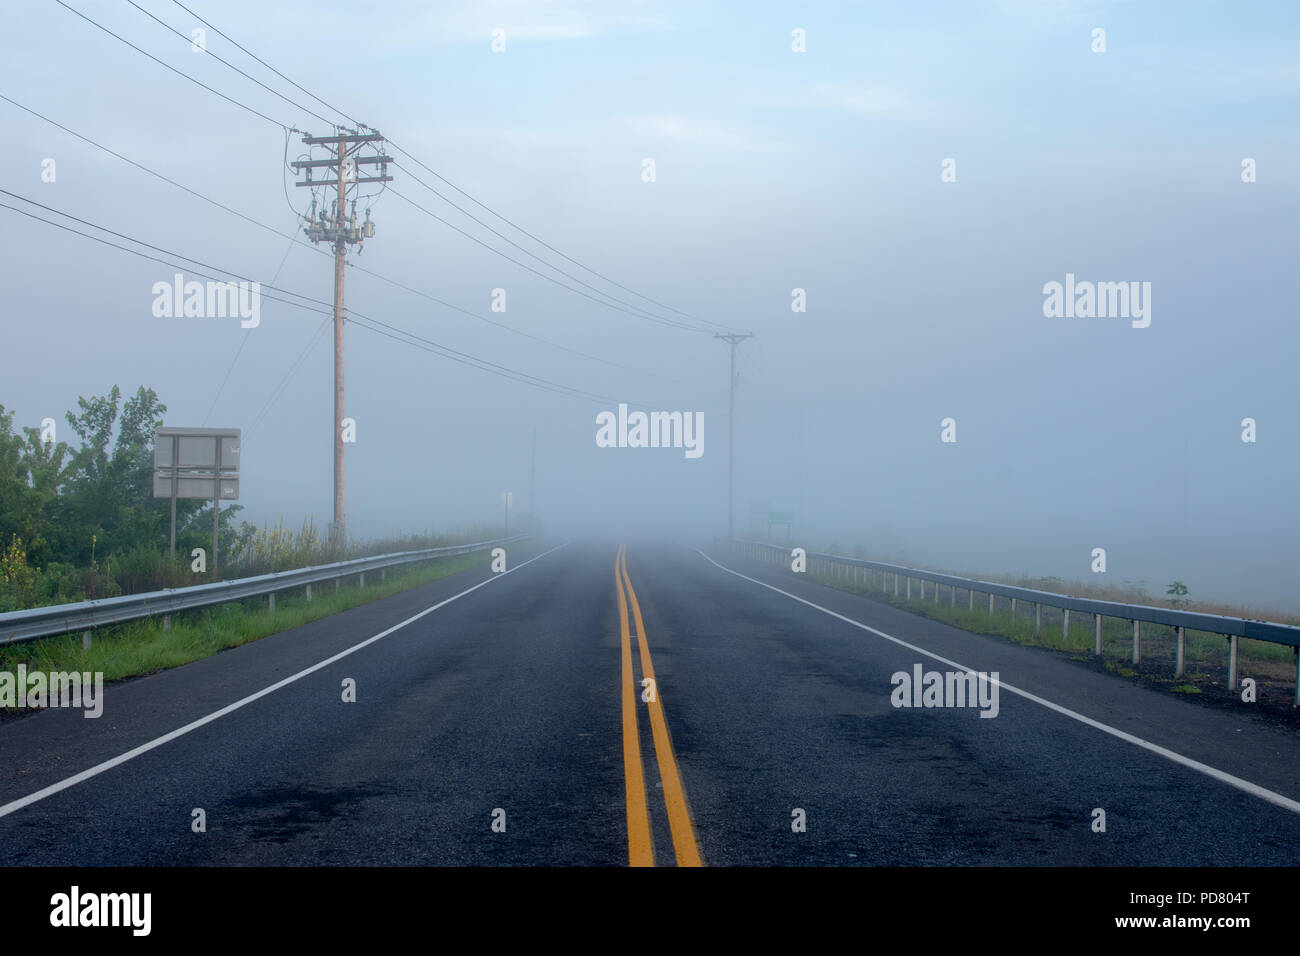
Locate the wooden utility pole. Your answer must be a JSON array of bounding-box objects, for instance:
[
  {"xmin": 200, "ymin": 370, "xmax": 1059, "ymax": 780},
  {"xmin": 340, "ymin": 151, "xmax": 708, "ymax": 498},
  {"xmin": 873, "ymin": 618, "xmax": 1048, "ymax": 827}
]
[
  {"xmin": 333, "ymin": 139, "xmax": 347, "ymax": 543},
  {"xmin": 715, "ymin": 332, "xmax": 754, "ymax": 540},
  {"xmin": 292, "ymin": 131, "xmax": 391, "ymax": 544}
]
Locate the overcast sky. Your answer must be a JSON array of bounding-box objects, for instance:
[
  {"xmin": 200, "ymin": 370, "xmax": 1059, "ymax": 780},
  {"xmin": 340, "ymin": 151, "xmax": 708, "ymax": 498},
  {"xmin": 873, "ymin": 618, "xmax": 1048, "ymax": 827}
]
[{"xmin": 2, "ymin": 0, "xmax": 1298, "ymax": 611}]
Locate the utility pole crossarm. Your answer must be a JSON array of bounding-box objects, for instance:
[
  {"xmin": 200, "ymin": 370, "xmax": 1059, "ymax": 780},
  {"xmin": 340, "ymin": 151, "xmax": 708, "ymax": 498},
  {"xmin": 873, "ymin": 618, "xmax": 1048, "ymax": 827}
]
[
  {"xmin": 301, "ymin": 132, "xmax": 387, "ymax": 145},
  {"xmin": 290, "ymin": 155, "xmax": 393, "ymax": 170}
]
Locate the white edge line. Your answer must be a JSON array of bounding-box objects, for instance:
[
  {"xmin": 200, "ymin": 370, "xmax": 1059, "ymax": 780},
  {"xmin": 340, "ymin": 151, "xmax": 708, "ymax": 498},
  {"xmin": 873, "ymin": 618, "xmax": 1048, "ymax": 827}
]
[
  {"xmin": 0, "ymin": 541, "xmax": 570, "ymax": 820},
  {"xmin": 693, "ymin": 547, "xmax": 1300, "ymax": 817}
]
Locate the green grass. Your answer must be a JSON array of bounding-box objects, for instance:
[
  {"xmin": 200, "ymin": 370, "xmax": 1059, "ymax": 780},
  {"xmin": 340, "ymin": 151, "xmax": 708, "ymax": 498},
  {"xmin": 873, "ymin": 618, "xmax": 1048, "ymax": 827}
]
[{"xmin": 0, "ymin": 551, "xmax": 484, "ymax": 695}]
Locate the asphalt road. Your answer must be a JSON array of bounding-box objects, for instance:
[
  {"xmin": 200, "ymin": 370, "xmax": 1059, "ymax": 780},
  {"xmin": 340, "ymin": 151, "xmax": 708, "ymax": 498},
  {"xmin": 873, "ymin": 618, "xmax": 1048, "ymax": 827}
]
[{"xmin": 3, "ymin": 539, "xmax": 1299, "ymax": 866}]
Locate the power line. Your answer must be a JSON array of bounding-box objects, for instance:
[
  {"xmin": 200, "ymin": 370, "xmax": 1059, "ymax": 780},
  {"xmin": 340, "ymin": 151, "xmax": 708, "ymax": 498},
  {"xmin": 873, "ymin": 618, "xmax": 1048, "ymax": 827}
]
[
  {"xmin": 52, "ymin": 0, "xmax": 291, "ymax": 130},
  {"xmin": 0, "ymin": 91, "xmax": 326, "ymax": 258},
  {"xmin": 65, "ymin": 0, "xmax": 732, "ymax": 337},
  {"xmin": 391, "ymin": 160, "xmax": 717, "ymax": 333},
  {"xmin": 384, "ymin": 139, "xmax": 738, "ymax": 331},
  {"xmin": 342, "ymin": 259, "xmax": 690, "ymax": 385},
  {"xmin": 168, "ymin": 0, "xmax": 369, "ymax": 130},
  {"xmin": 0, "ymin": 193, "xmax": 643, "ymax": 408},
  {"xmin": 390, "ymin": 187, "xmax": 707, "ymax": 333},
  {"xmin": 0, "ymin": 189, "xmax": 329, "ymax": 310},
  {"xmin": 0, "ymin": 93, "xmax": 683, "ymax": 385},
  {"xmin": 122, "ymin": 0, "xmax": 335, "ymax": 128},
  {"xmin": 161, "ymin": 0, "xmax": 734, "ymax": 332},
  {"xmin": 245, "ymin": 316, "xmax": 331, "ymax": 440},
  {"xmin": 204, "ymin": 237, "xmax": 296, "ymax": 426},
  {"xmin": 0, "ymin": 196, "xmax": 330, "ymax": 315}
]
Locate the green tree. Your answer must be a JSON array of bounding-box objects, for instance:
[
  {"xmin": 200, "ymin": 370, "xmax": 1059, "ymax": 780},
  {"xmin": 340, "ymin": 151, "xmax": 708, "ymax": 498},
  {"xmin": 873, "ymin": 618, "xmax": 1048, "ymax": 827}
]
[{"xmin": 0, "ymin": 406, "xmax": 42, "ymax": 553}]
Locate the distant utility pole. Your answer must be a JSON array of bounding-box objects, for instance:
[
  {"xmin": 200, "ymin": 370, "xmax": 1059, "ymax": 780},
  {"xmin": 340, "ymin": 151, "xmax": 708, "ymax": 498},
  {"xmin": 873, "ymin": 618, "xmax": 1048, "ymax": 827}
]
[
  {"xmin": 715, "ymin": 332, "xmax": 754, "ymax": 540},
  {"xmin": 292, "ymin": 130, "xmax": 392, "ymax": 544},
  {"xmin": 529, "ymin": 426, "xmax": 537, "ymax": 526}
]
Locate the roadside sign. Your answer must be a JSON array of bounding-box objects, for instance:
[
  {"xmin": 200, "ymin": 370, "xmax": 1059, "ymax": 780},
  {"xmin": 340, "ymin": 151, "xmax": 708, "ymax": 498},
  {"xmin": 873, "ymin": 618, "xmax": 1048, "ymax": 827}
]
[{"xmin": 153, "ymin": 427, "xmax": 241, "ymax": 576}]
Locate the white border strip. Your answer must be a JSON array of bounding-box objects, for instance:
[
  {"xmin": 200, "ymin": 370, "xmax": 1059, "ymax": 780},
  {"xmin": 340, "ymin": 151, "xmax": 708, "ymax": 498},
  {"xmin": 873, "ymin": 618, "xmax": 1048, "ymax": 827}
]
[
  {"xmin": 694, "ymin": 548, "xmax": 1300, "ymax": 817},
  {"xmin": 0, "ymin": 542, "xmax": 569, "ymax": 820}
]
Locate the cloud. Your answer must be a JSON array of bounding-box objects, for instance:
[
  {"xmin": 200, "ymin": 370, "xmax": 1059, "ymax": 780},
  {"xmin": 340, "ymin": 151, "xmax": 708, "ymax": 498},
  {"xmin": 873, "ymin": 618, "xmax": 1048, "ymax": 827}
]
[
  {"xmin": 408, "ymin": 0, "xmax": 667, "ymax": 44},
  {"xmin": 808, "ymin": 83, "xmax": 913, "ymax": 117},
  {"xmin": 621, "ymin": 114, "xmax": 796, "ymax": 154}
]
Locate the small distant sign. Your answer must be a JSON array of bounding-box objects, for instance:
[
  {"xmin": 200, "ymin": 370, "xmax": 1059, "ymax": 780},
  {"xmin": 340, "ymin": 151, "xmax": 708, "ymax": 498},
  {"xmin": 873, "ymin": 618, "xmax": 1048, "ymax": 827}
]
[
  {"xmin": 769, "ymin": 512, "xmax": 795, "ymax": 524},
  {"xmin": 153, "ymin": 427, "xmax": 240, "ymax": 501}
]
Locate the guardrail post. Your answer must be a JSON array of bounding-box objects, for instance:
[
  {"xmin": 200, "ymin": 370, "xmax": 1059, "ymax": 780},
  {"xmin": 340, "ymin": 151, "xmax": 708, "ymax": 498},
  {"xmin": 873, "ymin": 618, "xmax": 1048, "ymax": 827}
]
[
  {"xmin": 82, "ymin": 630, "xmax": 92, "ymax": 650},
  {"xmin": 919, "ymin": 579, "xmax": 924, "ymax": 600},
  {"xmin": 360, "ymin": 572, "xmax": 365, "ymax": 588},
  {"xmin": 968, "ymin": 589, "xmax": 974, "ymax": 610},
  {"xmin": 1063, "ymin": 608, "xmax": 1069, "ymax": 640},
  {"xmin": 1227, "ymin": 635, "xmax": 1238, "ymax": 691},
  {"xmin": 306, "ymin": 583, "xmax": 312, "ymax": 601},
  {"xmin": 950, "ymin": 585, "xmax": 956, "ymax": 606},
  {"xmin": 935, "ymin": 581, "xmax": 940, "ymax": 604},
  {"xmin": 381, "ymin": 568, "xmax": 386, "ymax": 583},
  {"xmin": 1175, "ymin": 626, "xmax": 1185, "ymax": 676},
  {"xmin": 268, "ymin": 592, "xmax": 275, "ymax": 613},
  {"xmin": 1132, "ymin": 621, "xmax": 1140, "ymax": 665},
  {"xmin": 162, "ymin": 615, "xmax": 170, "ymax": 632},
  {"xmin": 988, "ymin": 592, "xmax": 994, "ymax": 615},
  {"xmin": 1035, "ymin": 603, "xmax": 1041, "ymax": 635},
  {"xmin": 894, "ymin": 574, "xmax": 899, "ymax": 597},
  {"xmin": 1095, "ymin": 614, "xmax": 1102, "ymax": 656},
  {"xmin": 1294, "ymin": 649, "xmax": 1299, "ymax": 708},
  {"xmin": 907, "ymin": 577, "xmax": 912, "ymax": 599},
  {"xmin": 1011, "ymin": 597, "xmax": 1017, "ymax": 618}
]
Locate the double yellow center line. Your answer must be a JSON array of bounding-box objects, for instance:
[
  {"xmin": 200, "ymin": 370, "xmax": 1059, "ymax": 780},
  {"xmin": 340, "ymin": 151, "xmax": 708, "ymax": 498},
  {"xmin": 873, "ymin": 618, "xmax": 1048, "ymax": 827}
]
[{"xmin": 615, "ymin": 545, "xmax": 702, "ymax": 867}]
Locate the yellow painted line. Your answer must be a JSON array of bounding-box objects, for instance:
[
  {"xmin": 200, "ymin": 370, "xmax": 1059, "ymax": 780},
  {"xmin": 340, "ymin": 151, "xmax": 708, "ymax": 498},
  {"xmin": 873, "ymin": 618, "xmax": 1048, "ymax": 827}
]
[
  {"xmin": 621, "ymin": 550, "xmax": 704, "ymax": 867},
  {"xmin": 616, "ymin": 545, "xmax": 654, "ymax": 867}
]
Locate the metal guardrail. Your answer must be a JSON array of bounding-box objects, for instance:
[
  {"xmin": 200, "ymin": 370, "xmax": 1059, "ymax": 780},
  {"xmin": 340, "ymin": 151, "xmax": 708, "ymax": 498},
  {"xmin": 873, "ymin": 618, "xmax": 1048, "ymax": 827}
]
[
  {"xmin": 724, "ymin": 538, "xmax": 1300, "ymax": 703},
  {"xmin": 0, "ymin": 534, "xmax": 527, "ymax": 646}
]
